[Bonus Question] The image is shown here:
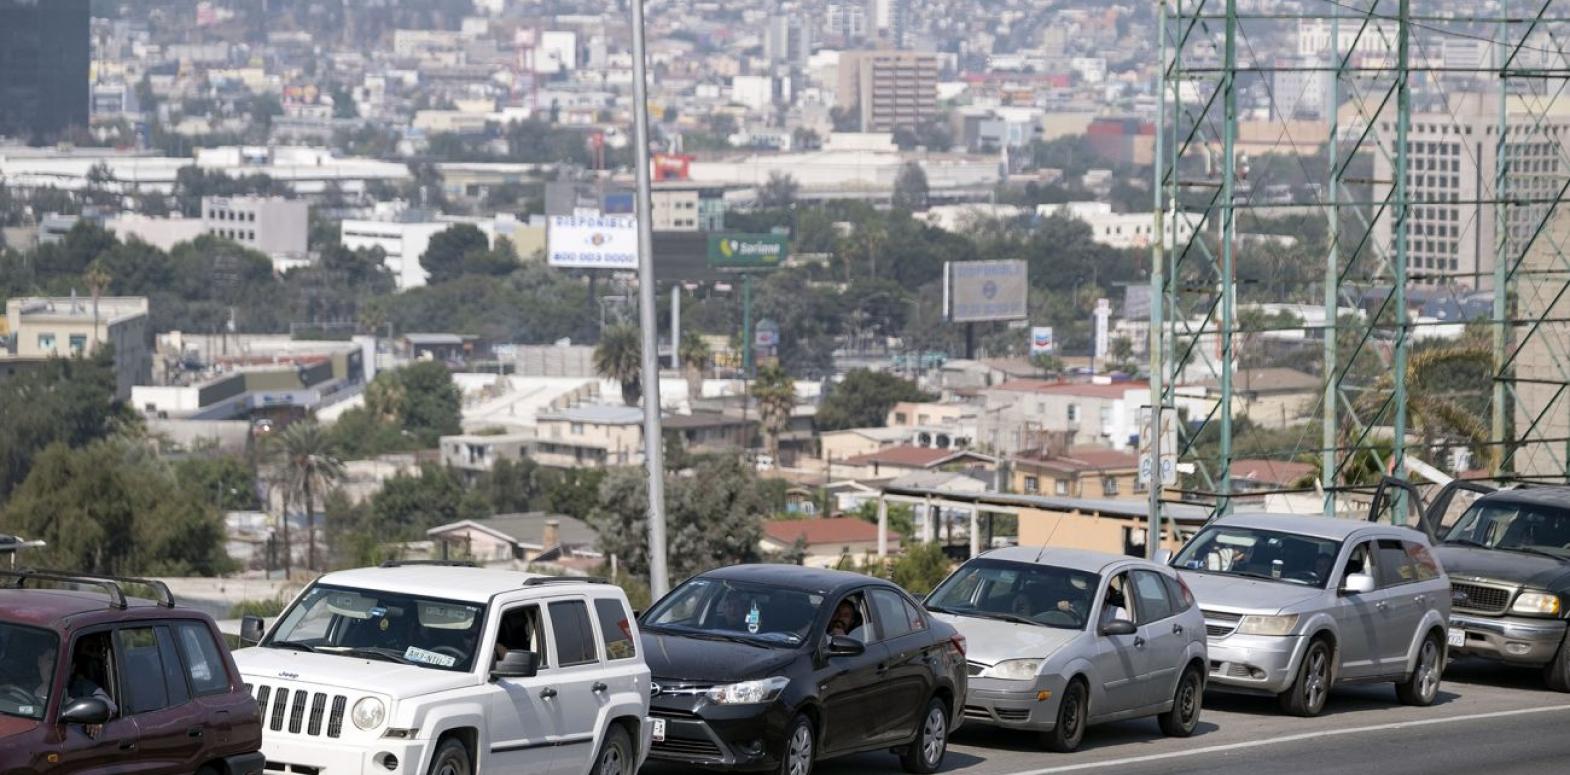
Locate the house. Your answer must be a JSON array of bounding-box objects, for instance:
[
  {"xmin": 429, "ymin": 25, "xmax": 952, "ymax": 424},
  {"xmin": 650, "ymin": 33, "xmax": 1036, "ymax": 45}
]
[
  {"xmin": 662, "ymin": 412, "xmax": 757, "ymax": 454},
  {"xmin": 977, "ymin": 377, "xmax": 1211, "ymax": 454},
  {"xmin": 837, "ymin": 445, "xmax": 997, "ymax": 479},
  {"xmin": 1231, "ymin": 459, "xmax": 1317, "ymax": 493},
  {"xmin": 820, "ymin": 427, "xmax": 910, "ymax": 462},
  {"xmin": 1012, "ymin": 446, "xmax": 1143, "ymax": 500},
  {"xmin": 441, "ymin": 431, "xmax": 533, "ymax": 474},
  {"xmin": 1198, "ymin": 368, "xmax": 1321, "ymax": 429},
  {"xmin": 534, "ymin": 404, "xmax": 646, "ymax": 468},
  {"xmin": 760, "ymin": 518, "xmax": 902, "ymax": 569},
  {"xmin": 426, "ymin": 513, "xmax": 600, "ymax": 568}
]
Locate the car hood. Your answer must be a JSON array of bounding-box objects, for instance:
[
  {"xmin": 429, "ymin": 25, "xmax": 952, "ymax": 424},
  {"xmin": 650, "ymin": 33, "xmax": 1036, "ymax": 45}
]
[
  {"xmin": 233, "ymin": 646, "xmax": 476, "ymax": 699},
  {"xmin": 640, "ymin": 631, "xmax": 799, "ymax": 683},
  {"xmin": 1433, "ymin": 546, "xmax": 1570, "ymax": 590},
  {"xmin": 1178, "ymin": 571, "xmax": 1324, "ymax": 614},
  {"xmin": 0, "ymin": 714, "xmax": 38, "ymax": 740},
  {"xmin": 930, "ymin": 613, "xmax": 1079, "ymax": 666}
]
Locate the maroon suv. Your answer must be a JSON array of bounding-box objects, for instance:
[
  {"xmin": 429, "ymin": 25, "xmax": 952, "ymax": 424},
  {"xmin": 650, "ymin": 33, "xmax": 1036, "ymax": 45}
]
[{"xmin": 0, "ymin": 570, "xmax": 264, "ymax": 775}]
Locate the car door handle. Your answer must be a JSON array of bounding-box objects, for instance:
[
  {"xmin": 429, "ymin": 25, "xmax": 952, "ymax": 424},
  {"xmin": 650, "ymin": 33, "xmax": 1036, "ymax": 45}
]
[
  {"xmin": 592, "ymin": 682, "xmax": 608, "ymax": 693},
  {"xmin": 540, "ymin": 687, "xmax": 558, "ymax": 700},
  {"xmin": 187, "ymin": 726, "xmax": 205, "ymax": 738},
  {"xmin": 118, "ymin": 741, "xmax": 137, "ymax": 752},
  {"xmin": 1134, "ymin": 636, "xmax": 1146, "ymax": 649},
  {"xmin": 1172, "ymin": 623, "xmax": 1184, "ymax": 636},
  {"xmin": 1376, "ymin": 601, "xmax": 1389, "ymax": 611}
]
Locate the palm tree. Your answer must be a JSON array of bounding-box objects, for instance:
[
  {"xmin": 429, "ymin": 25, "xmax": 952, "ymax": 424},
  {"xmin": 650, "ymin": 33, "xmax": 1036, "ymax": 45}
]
[
  {"xmin": 595, "ymin": 324, "xmax": 643, "ymax": 406},
  {"xmin": 273, "ymin": 421, "xmax": 345, "ymax": 573},
  {"xmin": 751, "ymin": 363, "xmax": 796, "ymax": 463},
  {"xmin": 84, "ymin": 259, "xmax": 112, "ymax": 350},
  {"xmin": 678, "ymin": 331, "xmax": 712, "ymax": 404},
  {"xmin": 1345, "ymin": 343, "xmax": 1494, "ymax": 480}
]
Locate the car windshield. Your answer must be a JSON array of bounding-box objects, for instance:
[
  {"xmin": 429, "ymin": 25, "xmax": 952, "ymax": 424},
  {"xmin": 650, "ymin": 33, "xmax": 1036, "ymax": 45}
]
[
  {"xmin": 925, "ymin": 558, "xmax": 1100, "ymax": 630},
  {"xmin": 641, "ymin": 578, "xmax": 824, "ymax": 647},
  {"xmin": 0, "ymin": 623, "xmax": 59, "ymax": 720},
  {"xmin": 264, "ymin": 584, "xmax": 487, "ymax": 672},
  {"xmin": 1444, "ymin": 501, "xmax": 1570, "ymax": 559},
  {"xmin": 1174, "ymin": 526, "xmax": 1342, "ymax": 587}
]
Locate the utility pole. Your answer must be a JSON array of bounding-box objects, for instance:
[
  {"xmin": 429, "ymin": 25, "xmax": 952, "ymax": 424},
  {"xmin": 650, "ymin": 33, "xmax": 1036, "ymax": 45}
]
[{"xmin": 630, "ymin": 0, "xmax": 670, "ymax": 598}]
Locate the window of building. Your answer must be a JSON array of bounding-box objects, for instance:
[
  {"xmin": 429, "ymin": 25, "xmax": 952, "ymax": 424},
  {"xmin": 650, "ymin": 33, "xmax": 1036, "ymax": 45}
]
[
  {"xmin": 1067, "ymin": 404, "xmax": 1080, "ymax": 422},
  {"xmin": 69, "ymin": 334, "xmax": 87, "ymax": 355},
  {"xmin": 571, "ymin": 422, "xmax": 584, "ymax": 435},
  {"xmin": 37, "ymin": 333, "xmax": 55, "ymax": 352},
  {"xmin": 1102, "ymin": 476, "xmax": 1119, "ymax": 496},
  {"xmin": 1055, "ymin": 479, "xmax": 1069, "ymax": 496},
  {"xmin": 1024, "ymin": 475, "xmax": 1040, "ymax": 493}
]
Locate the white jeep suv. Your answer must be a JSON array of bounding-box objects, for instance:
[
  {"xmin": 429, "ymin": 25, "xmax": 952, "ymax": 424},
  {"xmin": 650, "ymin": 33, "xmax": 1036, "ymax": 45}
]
[{"xmin": 233, "ymin": 562, "xmax": 651, "ymax": 775}]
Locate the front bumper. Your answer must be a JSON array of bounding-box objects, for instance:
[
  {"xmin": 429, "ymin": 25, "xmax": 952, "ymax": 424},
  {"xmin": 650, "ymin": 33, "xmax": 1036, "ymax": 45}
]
[
  {"xmin": 1449, "ymin": 613, "xmax": 1567, "ymax": 666},
  {"xmin": 260, "ymin": 735, "xmax": 428, "ymax": 774},
  {"xmin": 220, "ymin": 751, "xmax": 267, "ymax": 775},
  {"xmin": 1205, "ymin": 633, "xmax": 1306, "ymax": 695},
  {"xmin": 961, "ymin": 675, "xmax": 1066, "ymax": 731},
  {"xmin": 647, "ymin": 693, "xmax": 790, "ymax": 771}
]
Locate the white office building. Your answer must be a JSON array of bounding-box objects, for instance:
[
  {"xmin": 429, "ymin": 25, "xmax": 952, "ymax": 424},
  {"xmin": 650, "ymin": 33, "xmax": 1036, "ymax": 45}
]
[{"xmin": 202, "ymin": 196, "xmax": 310, "ymax": 269}]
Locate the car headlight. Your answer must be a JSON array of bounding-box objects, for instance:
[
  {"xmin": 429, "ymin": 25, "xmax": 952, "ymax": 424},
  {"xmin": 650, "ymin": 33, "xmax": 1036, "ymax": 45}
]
[
  {"xmin": 1512, "ymin": 592, "xmax": 1563, "ymax": 617},
  {"xmin": 982, "ymin": 659, "xmax": 1043, "ymax": 681},
  {"xmin": 706, "ymin": 676, "xmax": 790, "ymax": 705},
  {"xmin": 1237, "ymin": 614, "xmax": 1300, "ymax": 636},
  {"xmin": 351, "ymin": 697, "xmax": 386, "ymax": 730}
]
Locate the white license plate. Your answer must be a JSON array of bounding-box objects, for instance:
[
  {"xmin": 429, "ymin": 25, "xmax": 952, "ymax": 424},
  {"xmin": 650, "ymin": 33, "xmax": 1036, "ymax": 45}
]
[
  {"xmin": 651, "ymin": 717, "xmax": 666, "ymax": 742},
  {"xmin": 1447, "ymin": 627, "xmax": 1467, "ymax": 649}
]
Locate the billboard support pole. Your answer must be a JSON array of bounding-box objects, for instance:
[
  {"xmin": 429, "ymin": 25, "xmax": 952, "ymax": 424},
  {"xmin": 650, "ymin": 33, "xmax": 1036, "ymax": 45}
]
[
  {"xmin": 630, "ymin": 0, "xmax": 669, "ymax": 599},
  {"xmin": 743, "ymin": 273, "xmax": 754, "ymax": 378},
  {"xmin": 965, "ymin": 322, "xmax": 975, "ymax": 360},
  {"xmin": 671, "ymin": 283, "xmax": 681, "ymax": 370}
]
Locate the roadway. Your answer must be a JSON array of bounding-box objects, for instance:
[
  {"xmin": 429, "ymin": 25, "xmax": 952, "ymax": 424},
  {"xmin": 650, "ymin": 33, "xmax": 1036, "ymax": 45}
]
[{"xmin": 808, "ymin": 660, "xmax": 1570, "ymax": 775}]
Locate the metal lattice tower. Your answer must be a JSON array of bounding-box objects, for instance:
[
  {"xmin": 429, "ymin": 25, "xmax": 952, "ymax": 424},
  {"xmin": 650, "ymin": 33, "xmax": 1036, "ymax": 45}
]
[{"xmin": 1151, "ymin": 0, "xmax": 1570, "ymax": 528}]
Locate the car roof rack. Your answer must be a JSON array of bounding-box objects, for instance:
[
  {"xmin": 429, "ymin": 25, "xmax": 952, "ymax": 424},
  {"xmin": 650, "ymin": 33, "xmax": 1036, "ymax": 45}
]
[
  {"xmin": 521, "ymin": 575, "xmax": 610, "ymax": 586},
  {"xmin": 378, "ymin": 559, "xmax": 479, "ymax": 568},
  {"xmin": 0, "ymin": 569, "xmax": 177, "ymax": 610}
]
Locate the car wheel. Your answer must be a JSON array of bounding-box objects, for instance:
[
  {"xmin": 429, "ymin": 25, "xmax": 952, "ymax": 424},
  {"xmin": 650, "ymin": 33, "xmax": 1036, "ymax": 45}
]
[
  {"xmin": 1279, "ymin": 638, "xmax": 1332, "ymax": 717},
  {"xmin": 590, "ymin": 724, "xmax": 633, "ymax": 775},
  {"xmin": 900, "ymin": 696, "xmax": 950, "ymax": 773},
  {"xmin": 1545, "ymin": 633, "xmax": 1570, "ymax": 693},
  {"xmin": 778, "ymin": 713, "xmax": 815, "ymax": 775},
  {"xmin": 1041, "ymin": 679, "xmax": 1088, "ymax": 753},
  {"xmin": 427, "ymin": 738, "xmax": 472, "ymax": 775},
  {"xmin": 1158, "ymin": 666, "xmax": 1203, "ymax": 737},
  {"xmin": 1396, "ymin": 633, "xmax": 1443, "ymax": 706}
]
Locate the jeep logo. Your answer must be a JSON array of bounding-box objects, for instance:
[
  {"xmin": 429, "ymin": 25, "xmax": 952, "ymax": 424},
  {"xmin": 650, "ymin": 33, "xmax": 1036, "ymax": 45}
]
[{"xmin": 278, "ymin": 671, "xmax": 299, "ymax": 680}]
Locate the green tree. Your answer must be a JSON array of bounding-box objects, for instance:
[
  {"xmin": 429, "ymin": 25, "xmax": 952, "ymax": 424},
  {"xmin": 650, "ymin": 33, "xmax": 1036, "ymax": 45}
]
[
  {"xmin": 272, "ymin": 421, "xmax": 345, "ymax": 572},
  {"xmin": 174, "ymin": 454, "xmax": 259, "ymax": 511},
  {"xmin": 757, "ymin": 172, "xmax": 799, "ymax": 209},
  {"xmin": 816, "ymin": 369, "xmax": 934, "ymax": 431},
  {"xmin": 420, "ymin": 223, "xmax": 490, "ymax": 285},
  {"xmin": 751, "ymin": 363, "xmax": 796, "ymax": 462},
  {"xmin": 367, "ymin": 462, "xmax": 490, "ymax": 537},
  {"xmin": 678, "ymin": 330, "xmax": 712, "ymax": 404},
  {"xmin": 887, "ymin": 542, "xmax": 952, "ymax": 595},
  {"xmin": 0, "ymin": 348, "xmax": 129, "ymax": 502},
  {"xmin": 595, "ymin": 325, "xmax": 644, "ymax": 406},
  {"xmin": 891, "ymin": 162, "xmax": 930, "ymax": 211}
]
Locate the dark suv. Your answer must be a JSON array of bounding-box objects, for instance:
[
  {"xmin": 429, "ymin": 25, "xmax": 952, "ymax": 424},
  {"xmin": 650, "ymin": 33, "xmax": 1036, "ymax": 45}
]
[{"xmin": 0, "ymin": 569, "xmax": 264, "ymax": 774}]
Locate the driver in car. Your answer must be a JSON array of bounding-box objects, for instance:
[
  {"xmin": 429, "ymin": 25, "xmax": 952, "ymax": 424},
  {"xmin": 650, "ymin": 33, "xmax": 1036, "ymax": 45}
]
[{"xmin": 827, "ymin": 599, "xmax": 865, "ymax": 640}]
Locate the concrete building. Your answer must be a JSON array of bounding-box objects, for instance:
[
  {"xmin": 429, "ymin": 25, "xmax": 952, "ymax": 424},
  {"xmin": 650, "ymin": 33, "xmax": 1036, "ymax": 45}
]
[
  {"xmin": 760, "ymin": 518, "xmax": 901, "ymax": 568},
  {"xmin": 341, "ymin": 209, "xmax": 539, "ymax": 289},
  {"xmin": 533, "ymin": 404, "xmax": 646, "ymax": 468},
  {"xmin": 1012, "ymin": 446, "xmax": 1142, "ymax": 500},
  {"xmin": 3, "ymin": 296, "xmax": 149, "ymax": 400},
  {"xmin": 1037, "ymin": 202, "xmax": 1199, "ymax": 250},
  {"xmin": 1513, "ymin": 209, "xmax": 1570, "ymax": 478},
  {"xmin": 0, "ymin": 0, "xmax": 89, "ymax": 141},
  {"xmin": 977, "ymin": 378, "xmax": 1211, "ymax": 455},
  {"xmin": 106, "ymin": 214, "xmax": 206, "ymax": 251},
  {"xmin": 427, "ymin": 513, "xmax": 598, "ymax": 567},
  {"xmin": 1373, "ymin": 93, "xmax": 1570, "ymax": 288},
  {"xmin": 202, "ymin": 196, "xmax": 310, "ymax": 268},
  {"xmin": 836, "ymin": 50, "xmax": 940, "ymax": 132}
]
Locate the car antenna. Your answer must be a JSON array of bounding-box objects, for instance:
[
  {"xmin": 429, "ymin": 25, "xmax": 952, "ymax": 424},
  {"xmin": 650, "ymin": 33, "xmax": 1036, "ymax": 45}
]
[{"xmin": 1033, "ymin": 514, "xmax": 1068, "ymax": 563}]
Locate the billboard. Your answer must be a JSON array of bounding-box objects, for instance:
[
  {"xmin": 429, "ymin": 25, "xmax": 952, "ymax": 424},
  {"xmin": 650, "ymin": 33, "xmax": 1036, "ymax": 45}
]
[
  {"xmin": 1093, "ymin": 298, "xmax": 1112, "ymax": 359},
  {"xmin": 707, "ymin": 233, "xmax": 790, "ymax": 270},
  {"xmin": 1029, "ymin": 326, "xmax": 1055, "ymax": 355},
  {"xmin": 547, "ymin": 215, "xmax": 638, "ymax": 270},
  {"xmin": 944, "ymin": 260, "xmax": 1028, "ymax": 322}
]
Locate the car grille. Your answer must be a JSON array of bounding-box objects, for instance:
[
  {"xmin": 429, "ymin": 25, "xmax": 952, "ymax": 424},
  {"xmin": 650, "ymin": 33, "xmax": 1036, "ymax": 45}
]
[
  {"xmin": 1451, "ymin": 581, "xmax": 1515, "ymax": 615},
  {"xmin": 652, "ymin": 737, "xmax": 723, "ymax": 759},
  {"xmin": 966, "ymin": 661, "xmax": 987, "ymax": 677},
  {"xmin": 995, "ymin": 708, "xmax": 1030, "ymax": 721},
  {"xmin": 250, "ymin": 683, "xmax": 348, "ymax": 739},
  {"xmin": 1201, "ymin": 609, "xmax": 1243, "ymax": 638},
  {"xmin": 963, "ymin": 705, "xmax": 992, "ymax": 721}
]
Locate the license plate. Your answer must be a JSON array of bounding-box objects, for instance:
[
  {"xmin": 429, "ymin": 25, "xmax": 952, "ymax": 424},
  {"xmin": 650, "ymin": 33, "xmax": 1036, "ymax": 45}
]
[
  {"xmin": 1447, "ymin": 627, "xmax": 1467, "ymax": 649},
  {"xmin": 651, "ymin": 718, "xmax": 666, "ymax": 742}
]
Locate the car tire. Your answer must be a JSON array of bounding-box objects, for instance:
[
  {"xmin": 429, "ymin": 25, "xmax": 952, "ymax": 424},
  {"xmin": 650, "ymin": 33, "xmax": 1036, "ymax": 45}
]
[
  {"xmin": 778, "ymin": 713, "xmax": 815, "ymax": 775},
  {"xmin": 427, "ymin": 738, "xmax": 473, "ymax": 775},
  {"xmin": 1545, "ymin": 633, "xmax": 1570, "ymax": 693},
  {"xmin": 900, "ymin": 696, "xmax": 950, "ymax": 773},
  {"xmin": 1158, "ymin": 666, "xmax": 1204, "ymax": 737},
  {"xmin": 590, "ymin": 724, "xmax": 633, "ymax": 775},
  {"xmin": 1278, "ymin": 638, "xmax": 1333, "ymax": 717},
  {"xmin": 1041, "ymin": 679, "xmax": 1088, "ymax": 753},
  {"xmin": 1396, "ymin": 633, "xmax": 1444, "ymax": 706}
]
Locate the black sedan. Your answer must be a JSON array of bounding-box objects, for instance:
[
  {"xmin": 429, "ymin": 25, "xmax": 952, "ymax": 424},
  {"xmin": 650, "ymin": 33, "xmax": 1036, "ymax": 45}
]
[{"xmin": 640, "ymin": 564, "xmax": 967, "ymax": 775}]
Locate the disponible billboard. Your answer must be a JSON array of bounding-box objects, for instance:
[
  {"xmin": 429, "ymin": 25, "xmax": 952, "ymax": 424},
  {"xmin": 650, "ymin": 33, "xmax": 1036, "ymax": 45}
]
[
  {"xmin": 547, "ymin": 215, "xmax": 639, "ymax": 269},
  {"xmin": 944, "ymin": 260, "xmax": 1028, "ymax": 322}
]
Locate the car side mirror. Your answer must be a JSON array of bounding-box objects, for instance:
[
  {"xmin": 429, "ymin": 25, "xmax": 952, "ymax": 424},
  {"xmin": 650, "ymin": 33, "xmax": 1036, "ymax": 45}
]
[
  {"xmin": 59, "ymin": 697, "xmax": 111, "ymax": 726},
  {"xmin": 1155, "ymin": 548, "xmax": 1174, "ymax": 565},
  {"xmin": 240, "ymin": 615, "xmax": 265, "ymax": 646},
  {"xmin": 1340, "ymin": 573, "xmax": 1376, "ymax": 596},
  {"xmin": 491, "ymin": 650, "xmax": 539, "ymax": 680},
  {"xmin": 826, "ymin": 635, "xmax": 865, "ymax": 657},
  {"xmin": 1100, "ymin": 619, "xmax": 1138, "ymax": 637}
]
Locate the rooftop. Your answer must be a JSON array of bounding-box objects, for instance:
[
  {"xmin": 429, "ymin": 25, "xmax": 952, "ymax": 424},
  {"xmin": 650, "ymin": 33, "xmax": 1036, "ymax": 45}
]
[
  {"xmin": 842, "ymin": 445, "xmax": 960, "ymax": 468},
  {"xmin": 1231, "ymin": 459, "xmax": 1317, "ymax": 486},
  {"xmin": 428, "ymin": 512, "xmax": 597, "ymax": 550},
  {"xmin": 538, "ymin": 404, "xmax": 646, "ymax": 425},
  {"xmin": 1015, "ymin": 446, "xmax": 1140, "ymax": 473},
  {"xmin": 991, "ymin": 379, "xmax": 1150, "ymax": 399},
  {"xmin": 1199, "ymin": 368, "xmax": 1320, "ymax": 394},
  {"xmin": 762, "ymin": 517, "xmax": 901, "ymax": 547},
  {"xmin": 7, "ymin": 296, "xmax": 149, "ymax": 325}
]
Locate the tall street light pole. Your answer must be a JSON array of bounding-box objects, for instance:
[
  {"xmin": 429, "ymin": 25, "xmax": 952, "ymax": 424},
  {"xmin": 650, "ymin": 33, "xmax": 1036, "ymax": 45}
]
[{"xmin": 630, "ymin": 0, "xmax": 670, "ymax": 599}]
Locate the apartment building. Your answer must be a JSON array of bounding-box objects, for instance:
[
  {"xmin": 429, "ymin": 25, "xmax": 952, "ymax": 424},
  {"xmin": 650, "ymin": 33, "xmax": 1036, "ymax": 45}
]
[
  {"xmin": 836, "ymin": 50, "xmax": 940, "ymax": 132},
  {"xmin": 202, "ymin": 196, "xmax": 309, "ymax": 267},
  {"xmin": 2, "ymin": 296, "xmax": 150, "ymax": 400},
  {"xmin": 533, "ymin": 405, "xmax": 646, "ymax": 468}
]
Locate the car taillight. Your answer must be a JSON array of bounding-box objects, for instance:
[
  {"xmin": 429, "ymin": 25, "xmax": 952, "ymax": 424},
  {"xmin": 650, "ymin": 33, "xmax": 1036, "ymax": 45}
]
[
  {"xmin": 1177, "ymin": 575, "xmax": 1196, "ymax": 607},
  {"xmin": 949, "ymin": 633, "xmax": 967, "ymax": 657}
]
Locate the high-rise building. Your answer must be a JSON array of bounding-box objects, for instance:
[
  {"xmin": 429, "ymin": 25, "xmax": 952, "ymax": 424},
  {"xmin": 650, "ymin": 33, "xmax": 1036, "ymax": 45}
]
[
  {"xmin": 1373, "ymin": 93, "xmax": 1570, "ymax": 289},
  {"xmin": 836, "ymin": 50, "xmax": 940, "ymax": 133},
  {"xmin": 0, "ymin": 0, "xmax": 90, "ymax": 141},
  {"xmin": 1513, "ymin": 206, "xmax": 1570, "ymax": 479}
]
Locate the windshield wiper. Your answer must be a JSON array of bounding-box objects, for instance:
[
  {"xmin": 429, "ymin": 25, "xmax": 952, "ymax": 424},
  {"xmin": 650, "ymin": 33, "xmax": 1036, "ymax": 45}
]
[
  {"xmin": 323, "ymin": 647, "xmax": 416, "ymax": 665},
  {"xmin": 1444, "ymin": 537, "xmax": 1490, "ymax": 549},
  {"xmin": 267, "ymin": 640, "xmax": 317, "ymax": 653},
  {"xmin": 665, "ymin": 628, "xmax": 771, "ymax": 648},
  {"xmin": 941, "ymin": 608, "xmax": 1044, "ymax": 627},
  {"xmin": 1226, "ymin": 570, "xmax": 1292, "ymax": 583},
  {"xmin": 1504, "ymin": 545, "xmax": 1567, "ymax": 561}
]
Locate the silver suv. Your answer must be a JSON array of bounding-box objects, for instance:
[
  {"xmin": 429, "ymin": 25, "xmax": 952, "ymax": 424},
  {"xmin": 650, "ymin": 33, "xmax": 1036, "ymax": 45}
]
[{"xmin": 1171, "ymin": 514, "xmax": 1451, "ymax": 716}]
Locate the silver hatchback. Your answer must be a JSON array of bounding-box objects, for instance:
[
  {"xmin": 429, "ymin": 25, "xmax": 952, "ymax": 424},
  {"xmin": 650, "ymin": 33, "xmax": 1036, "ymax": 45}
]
[{"xmin": 1172, "ymin": 514, "xmax": 1451, "ymax": 716}]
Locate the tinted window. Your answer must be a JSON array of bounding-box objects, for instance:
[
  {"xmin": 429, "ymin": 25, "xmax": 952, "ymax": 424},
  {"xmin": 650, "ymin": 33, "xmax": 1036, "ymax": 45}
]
[
  {"xmin": 927, "ymin": 557, "xmax": 1100, "ymax": 630},
  {"xmin": 1376, "ymin": 539, "xmax": 1419, "ymax": 587},
  {"xmin": 593, "ymin": 598, "xmax": 636, "ymax": 661},
  {"xmin": 548, "ymin": 601, "xmax": 599, "ymax": 667},
  {"xmin": 642, "ymin": 577, "xmax": 825, "ymax": 647},
  {"xmin": 175, "ymin": 622, "xmax": 229, "ymax": 696},
  {"xmin": 116, "ymin": 627, "xmax": 170, "ymax": 714},
  {"xmin": 155, "ymin": 627, "xmax": 190, "ymax": 706},
  {"xmin": 1173, "ymin": 526, "xmax": 1342, "ymax": 587},
  {"xmin": 1132, "ymin": 571, "xmax": 1175, "ymax": 624},
  {"xmin": 1403, "ymin": 541, "xmax": 1442, "ymax": 582},
  {"xmin": 869, "ymin": 588, "xmax": 917, "ymax": 641},
  {"xmin": 902, "ymin": 598, "xmax": 929, "ymax": 632},
  {"xmin": 0, "ymin": 623, "xmax": 58, "ymax": 720}
]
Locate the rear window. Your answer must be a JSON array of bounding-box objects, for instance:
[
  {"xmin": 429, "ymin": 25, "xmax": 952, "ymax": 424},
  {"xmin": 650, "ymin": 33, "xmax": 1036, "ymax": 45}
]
[
  {"xmin": 175, "ymin": 622, "xmax": 230, "ymax": 695},
  {"xmin": 593, "ymin": 598, "xmax": 636, "ymax": 661},
  {"xmin": 548, "ymin": 600, "xmax": 600, "ymax": 667}
]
